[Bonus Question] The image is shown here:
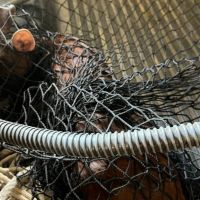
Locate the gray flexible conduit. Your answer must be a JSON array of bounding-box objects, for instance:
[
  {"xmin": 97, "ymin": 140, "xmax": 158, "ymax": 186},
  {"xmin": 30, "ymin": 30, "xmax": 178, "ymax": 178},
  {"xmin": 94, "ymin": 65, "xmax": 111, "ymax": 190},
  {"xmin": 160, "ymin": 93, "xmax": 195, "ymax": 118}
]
[{"xmin": 0, "ymin": 119, "xmax": 200, "ymax": 158}]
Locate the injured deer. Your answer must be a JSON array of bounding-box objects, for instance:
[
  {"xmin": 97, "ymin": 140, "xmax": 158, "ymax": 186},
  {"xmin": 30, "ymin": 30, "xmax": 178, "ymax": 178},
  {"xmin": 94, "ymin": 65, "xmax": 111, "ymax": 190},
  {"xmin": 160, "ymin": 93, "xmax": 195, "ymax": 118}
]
[{"xmin": 50, "ymin": 33, "xmax": 185, "ymax": 200}]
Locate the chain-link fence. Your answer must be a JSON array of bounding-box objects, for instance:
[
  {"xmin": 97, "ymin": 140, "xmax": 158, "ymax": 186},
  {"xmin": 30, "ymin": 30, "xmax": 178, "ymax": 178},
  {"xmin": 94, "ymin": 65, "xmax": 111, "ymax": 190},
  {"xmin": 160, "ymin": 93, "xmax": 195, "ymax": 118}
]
[{"xmin": 0, "ymin": 0, "xmax": 200, "ymax": 199}]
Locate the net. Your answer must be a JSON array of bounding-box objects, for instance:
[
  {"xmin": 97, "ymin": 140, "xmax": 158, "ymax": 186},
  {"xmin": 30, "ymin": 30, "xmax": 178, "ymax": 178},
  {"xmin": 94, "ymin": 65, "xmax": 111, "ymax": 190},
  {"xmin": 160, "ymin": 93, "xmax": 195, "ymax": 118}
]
[{"xmin": 0, "ymin": 0, "xmax": 200, "ymax": 199}]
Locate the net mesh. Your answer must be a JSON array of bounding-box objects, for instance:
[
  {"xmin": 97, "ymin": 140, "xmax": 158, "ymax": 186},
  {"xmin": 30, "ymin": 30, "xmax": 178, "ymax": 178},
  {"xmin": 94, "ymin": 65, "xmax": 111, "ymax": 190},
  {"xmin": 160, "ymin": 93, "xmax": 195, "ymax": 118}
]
[{"xmin": 0, "ymin": 0, "xmax": 200, "ymax": 199}]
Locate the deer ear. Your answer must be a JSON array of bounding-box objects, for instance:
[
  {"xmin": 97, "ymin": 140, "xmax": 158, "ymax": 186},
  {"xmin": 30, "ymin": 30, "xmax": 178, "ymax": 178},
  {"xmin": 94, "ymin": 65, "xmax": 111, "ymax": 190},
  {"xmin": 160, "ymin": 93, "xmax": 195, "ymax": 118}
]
[
  {"xmin": 0, "ymin": 4, "xmax": 16, "ymax": 34},
  {"xmin": 11, "ymin": 28, "xmax": 36, "ymax": 52}
]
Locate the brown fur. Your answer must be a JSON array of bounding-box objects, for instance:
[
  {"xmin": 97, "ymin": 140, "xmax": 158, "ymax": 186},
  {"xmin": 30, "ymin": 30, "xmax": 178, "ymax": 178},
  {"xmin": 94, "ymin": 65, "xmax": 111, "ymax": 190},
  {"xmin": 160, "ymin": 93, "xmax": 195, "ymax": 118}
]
[{"xmin": 52, "ymin": 34, "xmax": 185, "ymax": 199}]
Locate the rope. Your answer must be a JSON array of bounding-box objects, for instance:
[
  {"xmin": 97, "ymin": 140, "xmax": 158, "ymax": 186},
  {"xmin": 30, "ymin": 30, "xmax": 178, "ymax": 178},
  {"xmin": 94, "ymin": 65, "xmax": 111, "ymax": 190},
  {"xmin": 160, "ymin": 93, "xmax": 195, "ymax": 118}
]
[{"xmin": 0, "ymin": 167, "xmax": 32, "ymax": 200}]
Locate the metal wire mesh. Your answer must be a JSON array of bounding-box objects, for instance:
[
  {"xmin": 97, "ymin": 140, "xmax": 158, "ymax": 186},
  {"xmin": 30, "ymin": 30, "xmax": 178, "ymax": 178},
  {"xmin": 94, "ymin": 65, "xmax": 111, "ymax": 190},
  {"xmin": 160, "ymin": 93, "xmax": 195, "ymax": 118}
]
[{"xmin": 0, "ymin": 0, "xmax": 200, "ymax": 199}]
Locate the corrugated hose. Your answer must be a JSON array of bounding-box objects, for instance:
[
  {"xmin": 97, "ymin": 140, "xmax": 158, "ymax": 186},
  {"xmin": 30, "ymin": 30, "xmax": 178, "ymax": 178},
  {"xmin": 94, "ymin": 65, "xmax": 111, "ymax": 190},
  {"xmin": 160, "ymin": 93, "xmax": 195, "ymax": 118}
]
[{"xmin": 0, "ymin": 119, "xmax": 200, "ymax": 157}]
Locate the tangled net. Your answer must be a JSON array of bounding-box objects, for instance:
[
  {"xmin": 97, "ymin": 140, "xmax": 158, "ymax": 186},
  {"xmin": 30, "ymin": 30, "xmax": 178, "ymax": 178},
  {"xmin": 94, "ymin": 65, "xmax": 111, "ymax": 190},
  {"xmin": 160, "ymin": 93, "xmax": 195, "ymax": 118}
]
[{"xmin": 0, "ymin": 1, "xmax": 200, "ymax": 200}]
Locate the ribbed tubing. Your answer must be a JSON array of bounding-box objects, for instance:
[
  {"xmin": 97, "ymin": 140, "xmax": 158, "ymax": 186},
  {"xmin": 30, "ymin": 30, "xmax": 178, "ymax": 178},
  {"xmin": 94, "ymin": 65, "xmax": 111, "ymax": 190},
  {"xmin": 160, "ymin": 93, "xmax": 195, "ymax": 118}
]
[{"xmin": 0, "ymin": 119, "xmax": 200, "ymax": 158}]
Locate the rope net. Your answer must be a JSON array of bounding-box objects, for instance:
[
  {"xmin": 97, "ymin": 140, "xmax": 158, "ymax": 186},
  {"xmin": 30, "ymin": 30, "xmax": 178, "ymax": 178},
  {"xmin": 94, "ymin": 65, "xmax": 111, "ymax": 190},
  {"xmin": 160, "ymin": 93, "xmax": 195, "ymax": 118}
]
[{"xmin": 0, "ymin": 0, "xmax": 200, "ymax": 199}]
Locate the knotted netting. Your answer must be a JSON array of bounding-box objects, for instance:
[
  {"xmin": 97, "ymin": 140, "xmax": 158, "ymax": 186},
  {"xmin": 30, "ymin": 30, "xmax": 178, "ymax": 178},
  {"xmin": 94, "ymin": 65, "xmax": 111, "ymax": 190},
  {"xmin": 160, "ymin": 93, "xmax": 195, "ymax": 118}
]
[{"xmin": 0, "ymin": 0, "xmax": 200, "ymax": 199}]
